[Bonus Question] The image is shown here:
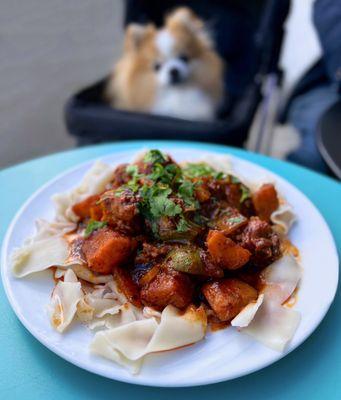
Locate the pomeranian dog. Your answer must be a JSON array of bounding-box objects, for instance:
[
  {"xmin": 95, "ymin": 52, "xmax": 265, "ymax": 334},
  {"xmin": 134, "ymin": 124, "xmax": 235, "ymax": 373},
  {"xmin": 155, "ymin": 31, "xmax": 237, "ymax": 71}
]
[{"xmin": 106, "ymin": 7, "xmax": 224, "ymax": 121}]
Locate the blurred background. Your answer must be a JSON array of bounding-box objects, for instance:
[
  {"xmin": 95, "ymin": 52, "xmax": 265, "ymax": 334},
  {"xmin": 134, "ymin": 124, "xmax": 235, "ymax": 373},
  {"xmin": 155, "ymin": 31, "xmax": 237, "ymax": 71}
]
[{"xmin": 1, "ymin": 0, "xmax": 340, "ymax": 178}]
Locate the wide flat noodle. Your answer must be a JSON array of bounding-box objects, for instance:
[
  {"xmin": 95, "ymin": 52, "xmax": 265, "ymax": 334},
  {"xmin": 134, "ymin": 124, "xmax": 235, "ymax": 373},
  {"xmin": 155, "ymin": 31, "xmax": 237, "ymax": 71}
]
[
  {"xmin": 90, "ymin": 333, "xmax": 143, "ymax": 374},
  {"xmin": 52, "ymin": 161, "xmax": 114, "ymax": 223},
  {"xmin": 71, "ymin": 264, "xmax": 113, "ymax": 284},
  {"xmin": 235, "ymin": 255, "xmax": 301, "ymax": 351},
  {"xmin": 49, "ymin": 269, "xmax": 83, "ymax": 333},
  {"xmin": 77, "ymin": 280, "xmax": 138, "ymax": 329},
  {"xmin": 11, "ymin": 216, "xmax": 78, "ymax": 278},
  {"xmin": 12, "ymin": 236, "xmax": 69, "ymax": 278},
  {"xmin": 146, "ymin": 305, "xmax": 207, "ymax": 352},
  {"xmin": 231, "ymin": 294, "xmax": 264, "ymax": 328},
  {"xmin": 261, "ymin": 254, "xmax": 301, "ymax": 304},
  {"xmin": 271, "ymin": 202, "xmax": 296, "ymax": 234},
  {"xmin": 77, "ymin": 297, "xmax": 95, "ymax": 323},
  {"xmin": 90, "ymin": 305, "xmax": 206, "ymax": 373},
  {"xmin": 34, "ymin": 219, "xmax": 76, "ymax": 240},
  {"xmin": 93, "ymin": 280, "xmax": 127, "ymax": 304},
  {"xmin": 241, "ymin": 300, "xmax": 301, "ymax": 352},
  {"xmin": 143, "ymin": 306, "xmax": 162, "ymax": 319},
  {"xmin": 92, "ymin": 319, "xmax": 158, "ymax": 360},
  {"xmin": 83, "ymin": 281, "xmax": 126, "ymax": 317},
  {"xmin": 88, "ymin": 303, "xmax": 140, "ymax": 331}
]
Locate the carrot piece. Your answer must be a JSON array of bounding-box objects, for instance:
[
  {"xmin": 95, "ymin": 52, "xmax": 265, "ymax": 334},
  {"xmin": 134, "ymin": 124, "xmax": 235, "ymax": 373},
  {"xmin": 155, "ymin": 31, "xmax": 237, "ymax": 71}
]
[
  {"xmin": 72, "ymin": 194, "xmax": 103, "ymax": 221},
  {"xmin": 82, "ymin": 227, "xmax": 133, "ymax": 274},
  {"xmin": 252, "ymin": 184, "xmax": 279, "ymax": 222},
  {"xmin": 207, "ymin": 230, "xmax": 251, "ymax": 270}
]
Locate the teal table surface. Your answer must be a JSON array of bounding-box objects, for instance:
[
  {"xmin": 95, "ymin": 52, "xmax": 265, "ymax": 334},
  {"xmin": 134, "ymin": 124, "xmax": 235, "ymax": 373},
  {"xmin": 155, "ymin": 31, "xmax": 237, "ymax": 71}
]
[{"xmin": 1, "ymin": 141, "xmax": 340, "ymax": 400}]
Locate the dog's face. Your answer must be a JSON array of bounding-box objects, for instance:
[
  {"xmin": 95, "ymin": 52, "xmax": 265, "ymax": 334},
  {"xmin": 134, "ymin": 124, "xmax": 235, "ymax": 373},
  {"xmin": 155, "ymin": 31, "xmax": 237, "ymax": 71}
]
[
  {"xmin": 152, "ymin": 9, "xmax": 214, "ymax": 87},
  {"xmin": 154, "ymin": 29, "xmax": 192, "ymax": 87},
  {"xmin": 111, "ymin": 7, "xmax": 223, "ymax": 118},
  {"xmin": 122, "ymin": 8, "xmax": 219, "ymax": 87}
]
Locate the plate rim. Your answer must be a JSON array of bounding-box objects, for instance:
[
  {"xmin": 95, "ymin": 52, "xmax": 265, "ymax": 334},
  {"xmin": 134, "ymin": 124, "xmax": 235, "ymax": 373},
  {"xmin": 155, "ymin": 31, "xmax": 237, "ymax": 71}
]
[{"xmin": 1, "ymin": 145, "xmax": 339, "ymax": 387}]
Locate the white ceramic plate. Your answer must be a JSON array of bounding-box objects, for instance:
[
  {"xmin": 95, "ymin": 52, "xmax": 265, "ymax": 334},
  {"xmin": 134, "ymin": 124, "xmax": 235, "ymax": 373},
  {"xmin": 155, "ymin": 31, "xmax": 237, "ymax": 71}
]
[{"xmin": 1, "ymin": 147, "xmax": 339, "ymax": 387}]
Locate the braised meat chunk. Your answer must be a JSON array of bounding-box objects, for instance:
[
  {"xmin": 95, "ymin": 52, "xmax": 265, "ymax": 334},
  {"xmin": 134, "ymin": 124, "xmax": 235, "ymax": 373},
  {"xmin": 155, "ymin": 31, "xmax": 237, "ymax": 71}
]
[
  {"xmin": 100, "ymin": 191, "xmax": 141, "ymax": 234},
  {"xmin": 111, "ymin": 163, "xmax": 131, "ymax": 189},
  {"xmin": 132, "ymin": 243, "xmax": 172, "ymax": 284},
  {"xmin": 82, "ymin": 227, "xmax": 134, "ymax": 274},
  {"xmin": 207, "ymin": 230, "xmax": 251, "ymax": 270},
  {"xmin": 135, "ymin": 243, "xmax": 171, "ymax": 264},
  {"xmin": 141, "ymin": 269, "xmax": 194, "ymax": 310},
  {"xmin": 237, "ymin": 217, "xmax": 281, "ymax": 267},
  {"xmin": 199, "ymin": 250, "xmax": 224, "ymax": 278},
  {"xmin": 202, "ymin": 279, "xmax": 258, "ymax": 321}
]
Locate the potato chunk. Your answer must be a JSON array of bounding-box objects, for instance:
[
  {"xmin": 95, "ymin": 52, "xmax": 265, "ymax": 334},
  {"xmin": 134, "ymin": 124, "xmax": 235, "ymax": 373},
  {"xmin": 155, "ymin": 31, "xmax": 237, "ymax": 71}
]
[
  {"xmin": 72, "ymin": 194, "xmax": 103, "ymax": 220},
  {"xmin": 82, "ymin": 227, "xmax": 133, "ymax": 274},
  {"xmin": 207, "ymin": 230, "xmax": 251, "ymax": 270},
  {"xmin": 140, "ymin": 269, "xmax": 194, "ymax": 310},
  {"xmin": 202, "ymin": 279, "xmax": 258, "ymax": 321},
  {"xmin": 252, "ymin": 184, "xmax": 279, "ymax": 222}
]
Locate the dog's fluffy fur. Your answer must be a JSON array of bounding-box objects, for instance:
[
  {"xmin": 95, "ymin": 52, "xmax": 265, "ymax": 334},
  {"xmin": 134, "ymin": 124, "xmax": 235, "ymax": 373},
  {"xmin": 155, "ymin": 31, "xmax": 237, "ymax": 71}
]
[{"xmin": 106, "ymin": 8, "xmax": 224, "ymax": 121}]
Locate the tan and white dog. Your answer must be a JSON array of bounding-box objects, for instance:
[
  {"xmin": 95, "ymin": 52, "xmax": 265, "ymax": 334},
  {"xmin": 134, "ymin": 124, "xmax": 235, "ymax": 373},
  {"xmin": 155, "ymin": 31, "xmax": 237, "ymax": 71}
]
[{"xmin": 106, "ymin": 7, "xmax": 224, "ymax": 121}]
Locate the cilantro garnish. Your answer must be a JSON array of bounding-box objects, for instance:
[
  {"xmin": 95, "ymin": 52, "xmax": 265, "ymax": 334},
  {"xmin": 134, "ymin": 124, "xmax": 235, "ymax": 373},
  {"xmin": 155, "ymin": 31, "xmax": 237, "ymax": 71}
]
[
  {"xmin": 148, "ymin": 187, "xmax": 182, "ymax": 218},
  {"xmin": 126, "ymin": 164, "xmax": 139, "ymax": 176},
  {"xmin": 84, "ymin": 220, "xmax": 107, "ymax": 237},
  {"xmin": 230, "ymin": 175, "xmax": 241, "ymax": 184},
  {"xmin": 239, "ymin": 185, "xmax": 251, "ymax": 203},
  {"xmin": 139, "ymin": 186, "xmax": 181, "ymax": 218},
  {"xmin": 113, "ymin": 150, "xmax": 251, "ymax": 239},
  {"xmin": 227, "ymin": 216, "xmax": 245, "ymax": 224},
  {"xmin": 143, "ymin": 149, "xmax": 167, "ymax": 164},
  {"xmin": 182, "ymin": 163, "xmax": 226, "ymax": 179},
  {"xmin": 137, "ymin": 184, "xmax": 182, "ymax": 236},
  {"xmin": 178, "ymin": 180, "xmax": 199, "ymax": 209},
  {"xmin": 114, "ymin": 165, "xmax": 141, "ymax": 195},
  {"xmin": 176, "ymin": 217, "xmax": 190, "ymax": 232},
  {"xmin": 148, "ymin": 163, "xmax": 180, "ymax": 185}
]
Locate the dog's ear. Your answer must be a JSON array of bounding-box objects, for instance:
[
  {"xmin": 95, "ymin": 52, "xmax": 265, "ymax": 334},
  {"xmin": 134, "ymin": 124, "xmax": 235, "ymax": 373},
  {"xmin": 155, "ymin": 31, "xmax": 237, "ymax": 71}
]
[
  {"xmin": 166, "ymin": 7, "xmax": 212, "ymax": 48},
  {"xmin": 124, "ymin": 23, "xmax": 155, "ymax": 52}
]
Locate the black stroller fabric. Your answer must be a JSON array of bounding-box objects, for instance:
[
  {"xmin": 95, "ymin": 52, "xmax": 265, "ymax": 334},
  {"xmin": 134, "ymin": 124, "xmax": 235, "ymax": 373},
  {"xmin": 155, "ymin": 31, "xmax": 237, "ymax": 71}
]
[{"xmin": 64, "ymin": 0, "xmax": 290, "ymax": 146}]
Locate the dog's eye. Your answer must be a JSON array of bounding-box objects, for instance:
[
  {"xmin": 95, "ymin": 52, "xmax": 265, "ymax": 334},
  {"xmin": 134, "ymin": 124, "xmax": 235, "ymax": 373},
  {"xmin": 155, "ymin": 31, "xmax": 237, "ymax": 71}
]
[
  {"xmin": 179, "ymin": 54, "xmax": 189, "ymax": 63},
  {"xmin": 153, "ymin": 62, "xmax": 161, "ymax": 71}
]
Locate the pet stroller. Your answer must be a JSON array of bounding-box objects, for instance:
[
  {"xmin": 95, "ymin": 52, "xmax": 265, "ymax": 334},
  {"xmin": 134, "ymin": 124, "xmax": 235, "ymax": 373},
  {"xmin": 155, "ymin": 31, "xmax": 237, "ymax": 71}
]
[{"xmin": 64, "ymin": 0, "xmax": 290, "ymax": 150}]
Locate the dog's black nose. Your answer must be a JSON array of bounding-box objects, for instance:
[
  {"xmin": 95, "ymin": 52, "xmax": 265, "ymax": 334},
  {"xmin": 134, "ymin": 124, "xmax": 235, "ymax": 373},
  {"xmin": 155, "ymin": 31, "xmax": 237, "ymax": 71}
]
[{"xmin": 169, "ymin": 68, "xmax": 181, "ymax": 84}]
